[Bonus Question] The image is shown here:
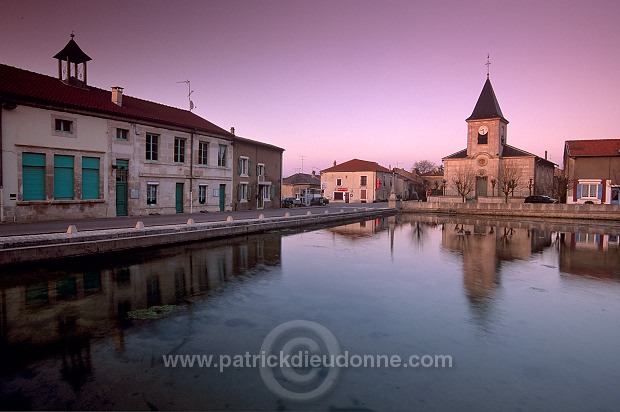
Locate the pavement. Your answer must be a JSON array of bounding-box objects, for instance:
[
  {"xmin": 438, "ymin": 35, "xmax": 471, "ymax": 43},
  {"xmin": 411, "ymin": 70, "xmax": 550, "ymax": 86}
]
[{"xmin": 0, "ymin": 202, "xmax": 389, "ymax": 237}]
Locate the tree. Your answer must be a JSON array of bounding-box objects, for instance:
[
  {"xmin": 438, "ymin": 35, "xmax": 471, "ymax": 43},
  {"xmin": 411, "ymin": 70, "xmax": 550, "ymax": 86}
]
[
  {"xmin": 412, "ymin": 160, "xmax": 438, "ymax": 175},
  {"xmin": 497, "ymin": 160, "xmax": 523, "ymax": 203},
  {"xmin": 451, "ymin": 166, "xmax": 475, "ymax": 202}
]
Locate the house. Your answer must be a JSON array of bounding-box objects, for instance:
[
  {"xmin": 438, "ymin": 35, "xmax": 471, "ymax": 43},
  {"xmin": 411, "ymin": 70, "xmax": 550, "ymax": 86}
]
[
  {"xmin": 320, "ymin": 159, "xmax": 392, "ymax": 203},
  {"xmin": 282, "ymin": 172, "xmax": 321, "ymax": 199},
  {"xmin": 563, "ymin": 139, "xmax": 620, "ymax": 204},
  {"xmin": 442, "ymin": 75, "xmax": 555, "ymax": 201},
  {"xmin": 0, "ymin": 36, "xmax": 246, "ymax": 221},
  {"xmin": 231, "ymin": 129, "xmax": 284, "ymax": 211},
  {"xmin": 419, "ymin": 169, "xmax": 445, "ymax": 197},
  {"xmin": 392, "ymin": 168, "xmax": 423, "ymax": 200}
]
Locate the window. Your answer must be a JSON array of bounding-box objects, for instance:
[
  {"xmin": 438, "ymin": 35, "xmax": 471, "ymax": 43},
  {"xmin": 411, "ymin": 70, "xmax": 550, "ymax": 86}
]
[
  {"xmin": 333, "ymin": 192, "xmax": 344, "ymax": 201},
  {"xmin": 239, "ymin": 157, "xmax": 250, "ymax": 176},
  {"xmin": 147, "ymin": 183, "xmax": 158, "ymax": 205},
  {"xmin": 579, "ymin": 183, "xmax": 600, "ymax": 198},
  {"xmin": 477, "ymin": 133, "xmax": 488, "ymax": 144},
  {"xmin": 116, "ymin": 128, "xmax": 129, "ymax": 140},
  {"xmin": 22, "ymin": 153, "xmax": 46, "ymax": 200},
  {"xmin": 54, "ymin": 155, "xmax": 74, "ymax": 200},
  {"xmin": 360, "ymin": 176, "xmax": 367, "ymax": 186},
  {"xmin": 82, "ymin": 157, "xmax": 100, "ymax": 199},
  {"xmin": 336, "ymin": 178, "xmax": 342, "ymax": 186},
  {"xmin": 146, "ymin": 133, "xmax": 159, "ymax": 161},
  {"xmin": 257, "ymin": 163, "xmax": 265, "ymax": 177},
  {"xmin": 174, "ymin": 137, "xmax": 186, "ymax": 163},
  {"xmin": 218, "ymin": 145, "xmax": 227, "ymax": 167},
  {"xmin": 199, "ymin": 184, "xmax": 208, "ymax": 204},
  {"xmin": 238, "ymin": 183, "xmax": 250, "ymax": 202},
  {"xmin": 55, "ymin": 119, "xmax": 73, "ymax": 133},
  {"xmin": 198, "ymin": 141, "xmax": 208, "ymax": 165}
]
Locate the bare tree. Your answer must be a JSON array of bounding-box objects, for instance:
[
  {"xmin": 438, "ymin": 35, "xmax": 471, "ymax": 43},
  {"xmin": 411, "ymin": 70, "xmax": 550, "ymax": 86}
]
[
  {"xmin": 451, "ymin": 166, "xmax": 475, "ymax": 202},
  {"xmin": 498, "ymin": 160, "xmax": 523, "ymax": 203},
  {"xmin": 412, "ymin": 160, "xmax": 438, "ymax": 175}
]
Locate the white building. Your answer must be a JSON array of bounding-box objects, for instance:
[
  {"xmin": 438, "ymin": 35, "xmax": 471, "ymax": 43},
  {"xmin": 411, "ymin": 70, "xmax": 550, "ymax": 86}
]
[{"xmin": 0, "ymin": 36, "xmax": 236, "ymax": 221}]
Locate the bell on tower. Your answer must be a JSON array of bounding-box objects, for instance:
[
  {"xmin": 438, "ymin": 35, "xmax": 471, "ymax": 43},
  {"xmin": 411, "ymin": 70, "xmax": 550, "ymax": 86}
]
[{"xmin": 53, "ymin": 33, "xmax": 92, "ymax": 87}]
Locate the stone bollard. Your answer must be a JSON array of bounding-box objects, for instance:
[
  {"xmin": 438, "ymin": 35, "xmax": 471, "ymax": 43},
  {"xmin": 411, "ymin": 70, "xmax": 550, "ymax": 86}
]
[
  {"xmin": 324, "ymin": 210, "xmax": 329, "ymax": 214},
  {"xmin": 353, "ymin": 208, "xmax": 358, "ymax": 212},
  {"xmin": 306, "ymin": 211, "xmax": 312, "ymax": 216},
  {"xmin": 340, "ymin": 209, "xmax": 345, "ymax": 213},
  {"xmin": 285, "ymin": 212, "xmax": 291, "ymax": 218},
  {"xmin": 226, "ymin": 216, "xmax": 234, "ymax": 222},
  {"xmin": 135, "ymin": 221, "xmax": 144, "ymax": 229},
  {"xmin": 187, "ymin": 218, "xmax": 195, "ymax": 225},
  {"xmin": 66, "ymin": 225, "xmax": 78, "ymax": 234},
  {"xmin": 258, "ymin": 214, "xmax": 265, "ymax": 220}
]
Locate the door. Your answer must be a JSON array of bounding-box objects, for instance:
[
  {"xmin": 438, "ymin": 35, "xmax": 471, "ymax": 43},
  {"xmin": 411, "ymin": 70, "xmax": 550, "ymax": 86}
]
[
  {"xmin": 219, "ymin": 184, "xmax": 226, "ymax": 211},
  {"xmin": 476, "ymin": 176, "xmax": 488, "ymax": 198},
  {"xmin": 257, "ymin": 185, "xmax": 265, "ymax": 209},
  {"xmin": 611, "ymin": 188, "xmax": 619, "ymax": 204},
  {"xmin": 175, "ymin": 183, "xmax": 184, "ymax": 213},
  {"xmin": 115, "ymin": 160, "xmax": 128, "ymax": 216},
  {"xmin": 360, "ymin": 189, "xmax": 367, "ymax": 203}
]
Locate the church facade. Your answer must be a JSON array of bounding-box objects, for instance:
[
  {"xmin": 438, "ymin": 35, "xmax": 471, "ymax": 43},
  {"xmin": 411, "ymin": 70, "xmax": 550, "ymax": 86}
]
[{"xmin": 443, "ymin": 76, "xmax": 554, "ymax": 201}]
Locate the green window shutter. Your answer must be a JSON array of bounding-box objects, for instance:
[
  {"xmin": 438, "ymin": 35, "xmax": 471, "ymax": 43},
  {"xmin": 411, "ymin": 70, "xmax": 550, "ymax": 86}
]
[
  {"xmin": 598, "ymin": 184, "xmax": 603, "ymax": 199},
  {"xmin": 237, "ymin": 158, "xmax": 242, "ymax": 175},
  {"xmin": 237, "ymin": 184, "xmax": 242, "ymax": 201},
  {"xmin": 248, "ymin": 160, "xmax": 251, "ymax": 176},
  {"xmin": 264, "ymin": 165, "xmax": 267, "ymax": 177},
  {"xmin": 54, "ymin": 155, "xmax": 74, "ymax": 199},
  {"xmin": 82, "ymin": 157, "xmax": 100, "ymax": 200},
  {"xmin": 248, "ymin": 185, "xmax": 252, "ymax": 198},
  {"xmin": 576, "ymin": 184, "xmax": 582, "ymax": 198},
  {"xmin": 270, "ymin": 185, "xmax": 275, "ymax": 200},
  {"xmin": 22, "ymin": 153, "xmax": 46, "ymax": 200}
]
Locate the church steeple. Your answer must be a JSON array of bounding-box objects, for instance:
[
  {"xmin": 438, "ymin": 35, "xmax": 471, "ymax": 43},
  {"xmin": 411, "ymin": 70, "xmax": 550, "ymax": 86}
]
[
  {"xmin": 466, "ymin": 77, "xmax": 508, "ymax": 123},
  {"xmin": 53, "ymin": 33, "xmax": 92, "ymax": 87}
]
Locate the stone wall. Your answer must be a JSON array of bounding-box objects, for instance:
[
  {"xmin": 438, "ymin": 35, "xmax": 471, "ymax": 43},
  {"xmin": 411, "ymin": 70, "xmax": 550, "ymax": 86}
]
[{"xmin": 399, "ymin": 200, "xmax": 620, "ymax": 221}]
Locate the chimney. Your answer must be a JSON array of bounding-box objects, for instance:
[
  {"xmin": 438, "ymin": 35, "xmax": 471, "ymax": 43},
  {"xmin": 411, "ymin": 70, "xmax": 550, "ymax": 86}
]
[
  {"xmin": 312, "ymin": 170, "xmax": 316, "ymax": 176},
  {"xmin": 333, "ymin": 160, "xmax": 337, "ymax": 167},
  {"xmin": 545, "ymin": 150, "xmax": 548, "ymax": 160},
  {"xmin": 230, "ymin": 127, "xmax": 235, "ymax": 135},
  {"xmin": 111, "ymin": 86, "xmax": 123, "ymax": 106}
]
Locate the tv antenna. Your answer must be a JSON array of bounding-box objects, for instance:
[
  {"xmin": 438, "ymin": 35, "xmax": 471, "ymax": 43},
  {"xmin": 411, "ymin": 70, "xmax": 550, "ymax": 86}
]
[
  {"xmin": 299, "ymin": 155, "xmax": 307, "ymax": 174},
  {"xmin": 177, "ymin": 80, "xmax": 195, "ymax": 111}
]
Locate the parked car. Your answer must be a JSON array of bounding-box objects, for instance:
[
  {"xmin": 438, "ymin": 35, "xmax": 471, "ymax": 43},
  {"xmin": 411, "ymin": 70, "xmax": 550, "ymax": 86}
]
[
  {"xmin": 310, "ymin": 196, "xmax": 329, "ymax": 206},
  {"xmin": 282, "ymin": 197, "xmax": 301, "ymax": 208},
  {"xmin": 524, "ymin": 195, "xmax": 558, "ymax": 204}
]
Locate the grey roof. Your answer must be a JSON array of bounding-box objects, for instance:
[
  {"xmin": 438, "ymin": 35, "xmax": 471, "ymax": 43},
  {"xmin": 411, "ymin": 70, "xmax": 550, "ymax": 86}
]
[
  {"xmin": 283, "ymin": 173, "xmax": 320, "ymax": 185},
  {"xmin": 466, "ymin": 77, "xmax": 508, "ymax": 123},
  {"xmin": 442, "ymin": 148, "xmax": 468, "ymax": 160}
]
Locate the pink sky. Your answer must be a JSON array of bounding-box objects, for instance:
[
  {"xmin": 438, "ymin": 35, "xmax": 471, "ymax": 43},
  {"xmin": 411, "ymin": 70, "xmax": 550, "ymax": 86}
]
[{"xmin": 1, "ymin": 0, "xmax": 619, "ymax": 177}]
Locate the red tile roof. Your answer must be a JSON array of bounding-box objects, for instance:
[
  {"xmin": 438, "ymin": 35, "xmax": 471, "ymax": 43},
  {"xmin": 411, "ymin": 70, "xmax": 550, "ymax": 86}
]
[
  {"xmin": 565, "ymin": 139, "xmax": 620, "ymax": 157},
  {"xmin": 0, "ymin": 63, "xmax": 233, "ymax": 138},
  {"xmin": 321, "ymin": 158, "xmax": 390, "ymax": 173}
]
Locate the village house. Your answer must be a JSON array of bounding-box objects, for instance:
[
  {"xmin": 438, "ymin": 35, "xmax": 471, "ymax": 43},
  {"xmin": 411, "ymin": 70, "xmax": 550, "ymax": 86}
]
[
  {"xmin": 230, "ymin": 129, "xmax": 284, "ymax": 211},
  {"xmin": 320, "ymin": 159, "xmax": 392, "ymax": 203},
  {"xmin": 0, "ymin": 36, "xmax": 281, "ymax": 221},
  {"xmin": 281, "ymin": 172, "xmax": 321, "ymax": 199},
  {"xmin": 563, "ymin": 139, "xmax": 620, "ymax": 204},
  {"xmin": 442, "ymin": 75, "xmax": 554, "ymax": 201}
]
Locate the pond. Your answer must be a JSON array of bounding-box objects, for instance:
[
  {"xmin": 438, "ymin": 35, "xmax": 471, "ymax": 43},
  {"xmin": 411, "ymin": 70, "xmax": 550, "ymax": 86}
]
[{"xmin": 1, "ymin": 214, "xmax": 619, "ymax": 411}]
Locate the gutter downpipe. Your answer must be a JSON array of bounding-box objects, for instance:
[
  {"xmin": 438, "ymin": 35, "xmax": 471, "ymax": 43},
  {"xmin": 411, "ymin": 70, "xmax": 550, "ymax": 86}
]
[{"xmin": 190, "ymin": 131, "xmax": 194, "ymax": 214}]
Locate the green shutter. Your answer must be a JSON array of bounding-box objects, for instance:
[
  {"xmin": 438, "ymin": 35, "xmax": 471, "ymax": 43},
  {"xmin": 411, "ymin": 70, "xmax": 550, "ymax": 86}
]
[
  {"xmin": 237, "ymin": 158, "xmax": 242, "ymax": 175},
  {"xmin": 82, "ymin": 157, "xmax": 100, "ymax": 200},
  {"xmin": 237, "ymin": 184, "xmax": 242, "ymax": 201},
  {"xmin": 248, "ymin": 185, "xmax": 252, "ymax": 199},
  {"xmin": 54, "ymin": 155, "xmax": 74, "ymax": 199},
  {"xmin": 270, "ymin": 185, "xmax": 275, "ymax": 200},
  {"xmin": 22, "ymin": 153, "xmax": 46, "ymax": 200}
]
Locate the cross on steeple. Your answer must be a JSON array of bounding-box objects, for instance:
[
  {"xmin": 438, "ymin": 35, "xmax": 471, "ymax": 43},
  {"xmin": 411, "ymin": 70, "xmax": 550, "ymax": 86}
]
[{"xmin": 485, "ymin": 53, "xmax": 491, "ymax": 78}]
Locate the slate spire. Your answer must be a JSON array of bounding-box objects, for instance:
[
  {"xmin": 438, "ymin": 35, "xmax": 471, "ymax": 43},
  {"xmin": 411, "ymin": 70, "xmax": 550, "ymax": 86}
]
[{"xmin": 466, "ymin": 77, "xmax": 508, "ymax": 123}]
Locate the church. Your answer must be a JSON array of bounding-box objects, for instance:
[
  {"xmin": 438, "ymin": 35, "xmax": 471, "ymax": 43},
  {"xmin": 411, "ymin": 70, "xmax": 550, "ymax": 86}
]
[{"xmin": 442, "ymin": 74, "xmax": 554, "ymax": 201}]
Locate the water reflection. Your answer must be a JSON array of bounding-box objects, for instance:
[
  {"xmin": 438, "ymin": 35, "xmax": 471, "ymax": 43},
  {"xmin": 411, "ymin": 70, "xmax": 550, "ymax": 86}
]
[
  {"xmin": 0, "ymin": 233, "xmax": 282, "ymax": 394},
  {"xmin": 1, "ymin": 216, "xmax": 619, "ymax": 410}
]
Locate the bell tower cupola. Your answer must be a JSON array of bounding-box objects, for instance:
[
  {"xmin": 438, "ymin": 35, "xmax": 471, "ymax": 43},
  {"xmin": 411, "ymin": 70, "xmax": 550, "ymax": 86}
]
[{"xmin": 53, "ymin": 33, "xmax": 92, "ymax": 87}]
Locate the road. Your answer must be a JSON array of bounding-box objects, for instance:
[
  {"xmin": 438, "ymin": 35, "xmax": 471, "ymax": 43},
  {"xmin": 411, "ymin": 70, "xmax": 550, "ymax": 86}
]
[{"xmin": 0, "ymin": 202, "xmax": 389, "ymax": 237}]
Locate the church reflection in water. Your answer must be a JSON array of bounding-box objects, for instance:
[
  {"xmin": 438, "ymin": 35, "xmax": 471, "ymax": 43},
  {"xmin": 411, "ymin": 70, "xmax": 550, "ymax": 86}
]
[{"xmin": 0, "ymin": 233, "xmax": 282, "ymax": 391}]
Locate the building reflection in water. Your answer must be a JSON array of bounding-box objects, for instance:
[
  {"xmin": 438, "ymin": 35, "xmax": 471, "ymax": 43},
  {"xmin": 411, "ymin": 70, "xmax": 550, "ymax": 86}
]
[
  {"xmin": 0, "ymin": 233, "xmax": 282, "ymax": 391},
  {"xmin": 327, "ymin": 217, "xmax": 389, "ymax": 239},
  {"xmin": 558, "ymin": 232, "xmax": 620, "ymax": 279}
]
